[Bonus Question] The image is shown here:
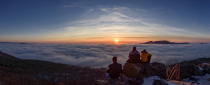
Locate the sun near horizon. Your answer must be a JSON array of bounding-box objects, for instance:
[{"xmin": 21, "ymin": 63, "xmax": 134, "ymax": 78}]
[{"xmin": 113, "ymin": 38, "xmax": 119, "ymax": 44}]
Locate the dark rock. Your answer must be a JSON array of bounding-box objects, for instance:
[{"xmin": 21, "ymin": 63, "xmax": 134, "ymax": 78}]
[
  {"xmin": 152, "ymin": 80, "xmax": 168, "ymax": 85},
  {"xmin": 194, "ymin": 66, "xmax": 205, "ymax": 76},
  {"xmin": 140, "ymin": 62, "xmax": 166, "ymax": 78},
  {"xmin": 151, "ymin": 62, "xmax": 166, "ymax": 78},
  {"xmin": 142, "ymin": 64, "xmax": 155, "ymax": 77},
  {"xmin": 126, "ymin": 62, "xmax": 167, "ymax": 78},
  {"xmin": 179, "ymin": 62, "xmax": 210, "ymax": 79},
  {"xmin": 207, "ymin": 69, "xmax": 210, "ymax": 74},
  {"xmin": 188, "ymin": 77, "xmax": 199, "ymax": 82},
  {"xmin": 180, "ymin": 64, "xmax": 196, "ymax": 79}
]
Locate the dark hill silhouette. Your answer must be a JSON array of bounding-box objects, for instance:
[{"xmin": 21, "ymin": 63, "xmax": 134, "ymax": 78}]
[
  {"xmin": 0, "ymin": 51, "xmax": 72, "ymax": 72},
  {"xmin": 143, "ymin": 40, "xmax": 189, "ymax": 44},
  {"xmin": 0, "ymin": 51, "xmax": 105, "ymax": 85},
  {"xmin": 0, "ymin": 42, "xmax": 29, "ymax": 44}
]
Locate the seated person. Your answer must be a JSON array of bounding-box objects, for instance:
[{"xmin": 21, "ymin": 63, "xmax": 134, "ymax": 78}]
[
  {"xmin": 107, "ymin": 56, "xmax": 122, "ymax": 79},
  {"xmin": 140, "ymin": 49, "xmax": 152, "ymax": 64},
  {"xmin": 127, "ymin": 47, "xmax": 141, "ymax": 63}
]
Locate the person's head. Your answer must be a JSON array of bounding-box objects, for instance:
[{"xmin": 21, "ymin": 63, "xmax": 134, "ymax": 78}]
[
  {"xmin": 142, "ymin": 49, "xmax": 147, "ymax": 53},
  {"xmin": 112, "ymin": 56, "xmax": 117, "ymax": 63},
  {"xmin": 132, "ymin": 46, "xmax": 136, "ymax": 51}
]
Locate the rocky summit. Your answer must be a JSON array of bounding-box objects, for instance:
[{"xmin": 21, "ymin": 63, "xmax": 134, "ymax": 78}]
[{"xmin": 96, "ymin": 58, "xmax": 210, "ymax": 85}]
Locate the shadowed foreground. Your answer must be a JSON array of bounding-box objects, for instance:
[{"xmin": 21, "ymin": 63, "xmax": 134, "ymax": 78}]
[
  {"xmin": 0, "ymin": 51, "xmax": 210, "ymax": 85},
  {"xmin": 0, "ymin": 51, "xmax": 105, "ymax": 85}
]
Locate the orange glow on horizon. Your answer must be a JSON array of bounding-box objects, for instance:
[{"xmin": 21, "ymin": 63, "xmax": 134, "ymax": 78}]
[{"xmin": 5, "ymin": 35, "xmax": 209, "ymax": 44}]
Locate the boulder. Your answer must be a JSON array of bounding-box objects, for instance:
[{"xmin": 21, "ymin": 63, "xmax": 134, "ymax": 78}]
[
  {"xmin": 151, "ymin": 62, "xmax": 166, "ymax": 78},
  {"xmin": 123, "ymin": 63, "xmax": 143, "ymax": 78},
  {"xmin": 194, "ymin": 66, "xmax": 205, "ymax": 76},
  {"xmin": 143, "ymin": 64, "xmax": 155, "ymax": 77},
  {"xmin": 180, "ymin": 64, "xmax": 196, "ymax": 79},
  {"xmin": 123, "ymin": 62, "xmax": 166, "ymax": 79},
  {"xmin": 180, "ymin": 63, "xmax": 208, "ymax": 79},
  {"xmin": 142, "ymin": 62, "xmax": 166, "ymax": 78}
]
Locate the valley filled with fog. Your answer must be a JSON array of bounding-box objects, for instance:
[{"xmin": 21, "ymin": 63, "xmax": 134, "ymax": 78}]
[{"xmin": 0, "ymin": 43, "xmax": 209, "ymax": 67}]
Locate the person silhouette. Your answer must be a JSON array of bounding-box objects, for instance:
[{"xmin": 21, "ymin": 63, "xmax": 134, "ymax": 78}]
[
  {"xmin": 140, "ymin": 49, "xmax": 152, "ymax": 64},
  {"xmin": 107, "ymin": 56, "xmax": 122, "ymax": 79},
  {"xmin": 127, "ymin": 47, "xmax": 141, "ymax": 63}
]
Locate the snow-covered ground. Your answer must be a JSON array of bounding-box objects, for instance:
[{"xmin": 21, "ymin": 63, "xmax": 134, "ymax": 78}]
[
  {"xmin": 143, "ymin": 76, "xmax": 178, "ymax": 85},
  {"xmin": 143, "ymin": 74, "xmax": 210, "ymax": 85},
  {"xmin": 184, "ymin": 74, "xmax": 210, "ymax": 85},
  {"xmin": 143, "ymin": 76, "xmax": 161, "ymax": 85}
]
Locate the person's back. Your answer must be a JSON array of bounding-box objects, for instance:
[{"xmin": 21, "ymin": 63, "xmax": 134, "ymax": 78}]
[
  {"xmin": 127, "ymin": 47, "xmax": 140, "ymax": 63},
  {"xmin": 108, "ymin": 63, "xmax": 122, "ymax": 79},
  {"xmin": 140, "ymin": 49, "xmax": 152, "ymax": 63},
  {"xmin": 107, "ymin": 57, "xmax": 122, "ymax": 79}
]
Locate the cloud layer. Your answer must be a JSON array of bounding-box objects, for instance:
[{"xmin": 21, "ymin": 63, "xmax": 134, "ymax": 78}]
[{"xmin": 0, "ymin": 43, "xmax": 210, "ymax": 67}]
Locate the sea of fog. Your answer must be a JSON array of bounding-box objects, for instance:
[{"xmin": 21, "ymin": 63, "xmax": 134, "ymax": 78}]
[{"xmin": 0, "ymin": 43, "xmax": 210, "ymax": 67}]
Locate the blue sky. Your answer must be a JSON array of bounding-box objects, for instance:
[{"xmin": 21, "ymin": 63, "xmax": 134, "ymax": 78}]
[{"xmin": 0, "ymin": 0, "xmax": 210, "ymax": 43}]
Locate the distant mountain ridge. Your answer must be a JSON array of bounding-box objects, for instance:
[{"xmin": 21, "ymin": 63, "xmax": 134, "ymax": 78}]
[
  {"xmin": 0, "ymin": 42, "xmax": 29, "ymax": 44},
  {"xmin": 0, "ymin": 51, "xmax": 71, "ymax": 72},
  {"xmin": 143, "ymin": 40, "xmax": 190, "ymax": 44}
]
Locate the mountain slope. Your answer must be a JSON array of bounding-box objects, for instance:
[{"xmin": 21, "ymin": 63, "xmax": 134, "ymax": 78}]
[{"xmin": 0, "ymin": 51, "xmax": 104, "ymax": 85}]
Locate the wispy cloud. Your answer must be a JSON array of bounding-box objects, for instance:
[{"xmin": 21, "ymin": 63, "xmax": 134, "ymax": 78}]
[
  {"xmin": 50, "ymin": 6, "xmax": 210, "ymax": 42},
  {"xmin": 70, "ymin": 7, "xmax": 140, "ymax": 26}
]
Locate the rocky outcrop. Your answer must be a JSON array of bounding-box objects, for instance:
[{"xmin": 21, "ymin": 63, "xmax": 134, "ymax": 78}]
[
  {"xmin": 121, "ymin": 62, "xmax": 166, "ymax": 85},
  {"xmin": 150, "ymin": 62, "xmax": 167, "ymax": 78},
  {"xmin": 179, "ymin": 58, "xmax": 210, "ymax": 79},
  {"xmin": 122, "ymin": 58, "xmax": 210, "ymax": 84},
  {"xmin": 126, "ymin": 62, "xmax": 166, "ymax": 78}
]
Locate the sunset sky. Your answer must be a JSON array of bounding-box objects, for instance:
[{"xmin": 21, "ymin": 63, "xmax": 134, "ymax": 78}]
[{"xmin": 0, "ymin": 0, "xmax": 210, "ymax": 44}]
